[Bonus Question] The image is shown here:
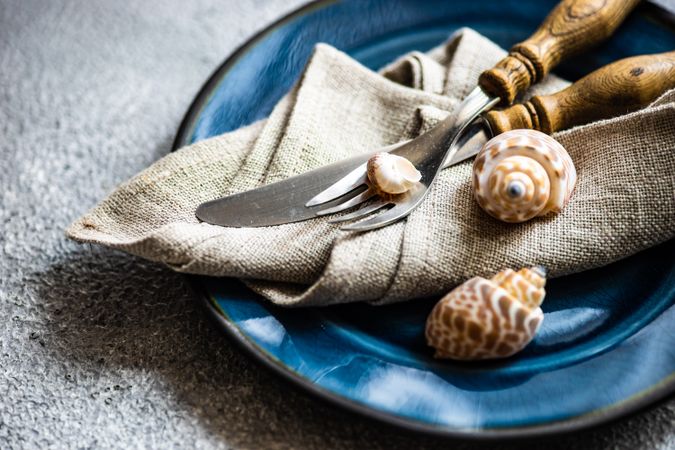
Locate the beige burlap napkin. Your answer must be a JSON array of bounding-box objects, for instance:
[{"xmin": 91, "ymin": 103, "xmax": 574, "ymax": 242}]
[{"xmin": 67, "ymin": 28, "xmax": 675, "ymax": 306}]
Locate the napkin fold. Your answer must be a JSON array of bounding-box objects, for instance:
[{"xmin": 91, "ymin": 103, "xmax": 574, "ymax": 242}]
[{"xmin": 67, "ymin": 29, "xmax": 675, "ymax": 306}]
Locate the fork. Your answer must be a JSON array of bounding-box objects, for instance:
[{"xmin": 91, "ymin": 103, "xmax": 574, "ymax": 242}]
[
  {"xmin": 306, "ymin": 88, "xmax": 497, "ymax": 231},
  {"xmin": 305, "ymin": 0, "xmax": 639, "ymax": 232}
]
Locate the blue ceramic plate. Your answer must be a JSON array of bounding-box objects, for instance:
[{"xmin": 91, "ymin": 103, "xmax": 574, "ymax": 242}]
[{"xmin": 173, "ymin": 0, "xmax": 675, "ymax": 439}]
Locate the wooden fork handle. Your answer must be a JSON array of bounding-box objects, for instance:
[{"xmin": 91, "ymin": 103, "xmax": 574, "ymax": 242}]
[
  {"xmin": 479, "ymin": 0, "xmax": 641, "ymax": 105},
  {"xmin": 484, "ymin": 51, "xmax": 675, "ymax": 134}
]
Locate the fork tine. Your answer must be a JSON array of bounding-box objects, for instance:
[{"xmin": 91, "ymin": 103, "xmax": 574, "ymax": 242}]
[
  {"xmin": 305, "ymin": 141, "xmax": 410, "ymax": 208},
  {"xmin": 328, "ymin": 199, "xmax": 390, "ymax": 223},
  {"xmin": 314, "ymin": 188, "xmax": 376, "ymax": 217},
  {"xmin": 305, "ymin": 163, "xmax": 368, "ymax": 207},
  {"xmin": 340, "ymin": 202, "xmax": 413, "ymax": 232}
]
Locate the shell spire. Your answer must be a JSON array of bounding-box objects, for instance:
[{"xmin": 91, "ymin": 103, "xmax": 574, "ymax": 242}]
[
  {"xmin": 425, "ymin": 266, "xmax": 547, "ymax": 360},
  {"xmin": 472, "ymin": 129, "xmax": 576, "ymax": 223}
]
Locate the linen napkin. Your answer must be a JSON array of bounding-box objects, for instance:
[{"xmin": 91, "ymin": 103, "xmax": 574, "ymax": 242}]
[{"xmin": 67, "ymin": 28, "xmax": 675, "ymax": 306}]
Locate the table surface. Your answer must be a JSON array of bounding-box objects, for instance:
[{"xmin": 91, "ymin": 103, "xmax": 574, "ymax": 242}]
[{"xmin": 1, "ymin": 0, "xmax": 674, "ymax": 448}]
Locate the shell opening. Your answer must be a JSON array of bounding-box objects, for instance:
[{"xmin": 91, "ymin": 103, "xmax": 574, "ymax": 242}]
[
  {"xmin": 367, "ymin": 153, "xmax": 421, "ymax": 195},
  {"xmin": 394, "ymin": 156, "xmax": 422, "ymax": 183}
]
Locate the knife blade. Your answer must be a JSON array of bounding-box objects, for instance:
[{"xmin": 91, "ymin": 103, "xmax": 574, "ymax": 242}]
[
  {"xmin": 195, "ymin": 124, "xmax": 487, "ymax": 227},
  {"xmin": 197, "ymin": 0, "xmax": 646, "ymax": 228},
  {"xmin": 196, "ymin": 46, "xmax": 675, "ymax": 228}
]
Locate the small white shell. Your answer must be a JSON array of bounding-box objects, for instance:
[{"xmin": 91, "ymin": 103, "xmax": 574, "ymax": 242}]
[
  {"xmin": 425, "ymin": 266, "xmax": 546, "ymax": 360},
  {"xmin": 472, "ymin": 129, "xmax": 576, "ymax": 223},
  {"xmin": 367, "ymin": 153, "xmax": 421, "ymax": 195}
]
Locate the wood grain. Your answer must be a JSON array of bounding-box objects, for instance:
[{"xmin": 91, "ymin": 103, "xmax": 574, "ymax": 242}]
[
  {"xmin": 479, "ymin": 0, "xmax": 641, "ymax": 104},
  {"xmin": 485, "ymin": 51, "xmax": 675, "ymax": 134}
]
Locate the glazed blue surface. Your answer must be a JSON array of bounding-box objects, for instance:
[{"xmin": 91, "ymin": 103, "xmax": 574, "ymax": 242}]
[
  {"xmin": 199, "ymin": 242, "xmax": 675, "ymax": 431},
  {"xmin": 179, "ymin": 0, "xmax": 675, "ymax": 436}
]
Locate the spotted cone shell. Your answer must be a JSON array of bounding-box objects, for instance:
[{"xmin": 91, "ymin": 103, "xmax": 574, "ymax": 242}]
[
  {"xmin": 425, "ymin": 267, "xmax": 546, "ymax": 360},
  {"xmin": 472, "ymin": 129, "xmax": 576, "ymax": 223}
]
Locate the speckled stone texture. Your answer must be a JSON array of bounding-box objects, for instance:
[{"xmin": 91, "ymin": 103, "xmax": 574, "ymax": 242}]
[{"xmin": 1, "ymin": 0, "xmax": 674, "ymax": 448}]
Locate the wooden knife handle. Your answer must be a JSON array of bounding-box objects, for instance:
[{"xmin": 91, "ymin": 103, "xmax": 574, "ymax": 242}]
[
  {"xmin": 484, "ymin": 51, "xmax": 675, "ymax": 134},
  {"xmin": 479, "ymin": 0, "xmax": 641, "ymax": 105}
]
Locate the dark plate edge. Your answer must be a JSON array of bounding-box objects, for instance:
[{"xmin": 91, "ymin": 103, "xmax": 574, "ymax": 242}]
[
  {"xmin": 191, "ymin": 278, "xmax": 675, "ymax": 442},
  {"xmin": 172, "ymin": 0, "xmax": 675, "ymax": 441},
  {"xmin": 172, "ymin": 0, "xmax": 333, "ymax": 150},
  {"xmin": 172, "ymin": 0, "xmax": 674, "ymax": 151}
]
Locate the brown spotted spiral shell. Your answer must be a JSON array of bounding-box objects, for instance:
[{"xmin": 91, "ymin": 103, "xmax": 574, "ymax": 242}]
[
  {"xmin": 472, "ymin": 129, "xmax": 576, "ymax": 223},
  {"xmin": 425, "ymin": 266, "xmax": 547, "ymax": 360}
]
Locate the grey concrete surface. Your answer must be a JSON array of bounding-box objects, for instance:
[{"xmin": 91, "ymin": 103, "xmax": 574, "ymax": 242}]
[{"xmin": 1, "ymin": 0, "xmax": 674, "ymax": 448}]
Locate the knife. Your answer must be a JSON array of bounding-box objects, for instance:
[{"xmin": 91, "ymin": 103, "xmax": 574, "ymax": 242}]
[
  {"xmin": 195, "ymin": 121, "xmax": 501, "ymax": 228},
  {"xmin": 196, "ymin": 50, "xmax": 675, "ymax": 228},
  {"xmin": 198, "ymin": 0, "xmax": 641, "ymax": 228}
]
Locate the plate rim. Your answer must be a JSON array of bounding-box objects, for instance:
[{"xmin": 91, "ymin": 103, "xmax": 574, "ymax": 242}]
[
  {"xmin": 173, "ymin": 0, "xmax": 675, "ymax": 441},
  {"xmin": 193, "ymin": 277, "xmax": 675, "ymax": 441}
]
